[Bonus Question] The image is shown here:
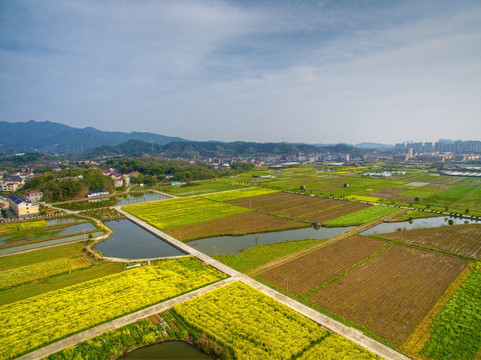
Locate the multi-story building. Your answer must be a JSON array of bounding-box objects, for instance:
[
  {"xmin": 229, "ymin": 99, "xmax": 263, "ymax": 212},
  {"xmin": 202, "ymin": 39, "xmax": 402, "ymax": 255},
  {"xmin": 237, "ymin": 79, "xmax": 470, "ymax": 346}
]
[
  {"xmin": 8, "ymin": 194, "xmax": 39, "ymax": 219},
  {"xmin": 26, "ymin": 190, "xmax": 43, "ymax": 203}
]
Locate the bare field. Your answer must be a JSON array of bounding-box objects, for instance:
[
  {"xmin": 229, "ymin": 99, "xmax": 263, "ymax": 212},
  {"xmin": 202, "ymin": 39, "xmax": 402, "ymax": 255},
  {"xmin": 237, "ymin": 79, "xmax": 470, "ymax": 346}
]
[
  {"xmin": 164, "ymin": 211, "xmax": 307, "ymax": 241},
  {"xmin": 258, "ymin": 235, "xmax": 389, "ymax": 296},
  {"xmin": 377, "ymin": 223, "xmax": 481, "ymax": 259},
  {"xmin": 366, "ymin": 188, "xmax": 414, "ymax": 202},
  {"xmin": 229, "ymin": 192, "xmax": 371, "ymax": 223},
  {"xmin": 309, "ymin": 245, "xmax": 467, "ymax": 346}
]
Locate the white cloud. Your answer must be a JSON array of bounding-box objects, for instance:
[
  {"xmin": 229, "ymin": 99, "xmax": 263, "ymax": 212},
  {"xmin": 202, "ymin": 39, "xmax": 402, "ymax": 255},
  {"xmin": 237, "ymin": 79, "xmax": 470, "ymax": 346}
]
[{"xmin": 1, "ymin": 0, "xmax": 480, "ymax": 144}]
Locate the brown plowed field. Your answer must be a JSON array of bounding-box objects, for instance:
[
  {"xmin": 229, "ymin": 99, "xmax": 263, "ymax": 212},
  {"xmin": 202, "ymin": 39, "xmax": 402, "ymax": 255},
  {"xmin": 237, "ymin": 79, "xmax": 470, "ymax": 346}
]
[
  {"xmin": 309, "ymin": 245, "xmax": 467, "ymax": 346},
  {"xmin": 258, "ymin": 235, "xmax": 389, "ymax": 296},
  {"xmin": 366, "ymin": 188, "xmax": 414, "ymax": 202},
  {"xmin": 228, "ymin": 192, "xmax": 371, "ymax": 224},
  {"xmin": 163, "ymin": 211, "xmax": 307, "ymax": 241},
  {"xmin": 377, "ymin": 223, "xmax": 481, "ymax": 259}
]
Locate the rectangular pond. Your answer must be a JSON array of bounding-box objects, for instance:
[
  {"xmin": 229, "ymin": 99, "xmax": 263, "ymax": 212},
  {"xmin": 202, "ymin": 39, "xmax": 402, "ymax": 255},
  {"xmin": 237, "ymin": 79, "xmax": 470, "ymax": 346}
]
[
  {"xmin": 0, "ymin": 222, "xmax": 96, "ymax": 245},
  {"xmin": 95, "ymin": 219, "xmax": 186, "ymax": 259},
  {"xmin": 187, "ymin": 225, "xmax": 355, "ymax": 256},
  {"xmin": 55, "ymin": 191, "xmax": 169, "ymax": 211},
  {"xmin": 361, "ymin": 216, "xmax": 480, "ymax": 236}
]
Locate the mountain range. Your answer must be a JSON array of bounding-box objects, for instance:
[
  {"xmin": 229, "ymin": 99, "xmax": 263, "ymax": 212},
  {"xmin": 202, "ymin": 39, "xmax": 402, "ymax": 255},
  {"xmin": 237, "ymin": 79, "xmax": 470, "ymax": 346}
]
[
  {"xmin": 1, "ymin": 120, "xmax": 370, "ymax": 158},
  {"xmin": 0, "ymin": 120, "xmax": 185, "ymax": 154}
]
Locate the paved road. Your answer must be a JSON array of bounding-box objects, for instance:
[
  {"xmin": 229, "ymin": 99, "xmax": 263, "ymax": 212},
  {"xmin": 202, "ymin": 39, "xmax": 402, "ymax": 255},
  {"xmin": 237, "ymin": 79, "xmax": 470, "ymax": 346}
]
[
  {"xmin": 16, "ymin": 207, "xmax": 411, "ymax": 360},
  {"xmin": 115, "ymin": 208, "xmax": 411, "ymax": 360}
]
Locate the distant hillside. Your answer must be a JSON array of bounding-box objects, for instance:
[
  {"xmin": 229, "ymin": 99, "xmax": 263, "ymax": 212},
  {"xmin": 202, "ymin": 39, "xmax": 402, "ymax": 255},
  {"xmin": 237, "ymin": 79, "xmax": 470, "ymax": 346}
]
[
  {"xmin": 80, "ymin": 139, "xmax": 363, "ymax": 159},
  {"xmin": 0, "ymin": 120, "xmax": 186, "ymax": 154}
]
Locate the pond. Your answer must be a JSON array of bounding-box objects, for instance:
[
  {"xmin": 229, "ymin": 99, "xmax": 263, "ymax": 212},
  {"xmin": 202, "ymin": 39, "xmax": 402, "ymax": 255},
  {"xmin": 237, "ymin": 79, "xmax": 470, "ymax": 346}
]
[
  {"xmin": 55, "ymin": 192, "xmax": 169, "ymax": 211},
  {"xmin": 0, "ymin": 222, "xmax": 97, "ymax": 245},
  {"xmin": 361, "ymin": 216, "xmax": 480, "ymax": 236},
  {"xmin": 188, "ymin": 225, "xmax": 355, "ymax": 256},
  {"xmin": 121, "ymin": 341, "xmax": 213, "ymax": 359},
  {"xmin": 46, "ymin": 217, "xmax": 79, "ymax": 226},
  {"xmin": 95, "ymin": 219, "xmax": 186, "ymax": 259}
]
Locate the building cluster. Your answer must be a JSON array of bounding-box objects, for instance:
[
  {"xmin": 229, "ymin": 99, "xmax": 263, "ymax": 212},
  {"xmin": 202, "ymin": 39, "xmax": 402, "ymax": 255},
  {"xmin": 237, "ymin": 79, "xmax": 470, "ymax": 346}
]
[
  {"xmin": 394, "ymin": 140, "xmax": 481, "ymax": 154},
  {"xmin": 201, "ymin": 152, "xmax": 352, "ymax": 169},
  {"xmin": 0, "ymin": 169, "xmax": 36, "ymax": 192},
  {"xmin": 102, "ymin": 168, "xmax": 131, "ymax": 188}
]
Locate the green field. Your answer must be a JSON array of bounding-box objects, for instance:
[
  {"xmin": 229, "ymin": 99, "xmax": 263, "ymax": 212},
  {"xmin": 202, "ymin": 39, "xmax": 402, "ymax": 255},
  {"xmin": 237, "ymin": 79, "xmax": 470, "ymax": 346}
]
[
  {"xmin": 227, "ymin": 165, "xmax": 481, "ymax": 216},
  {"xmin": 0, "ymin": 242, "xmax": 86, "ymax": 270},
  {"xmin": 322, "ymin": 205, "xmax": 399, "ymax": 227},
  {"xmin": 214, "ymin": 239, "xmax": 321, "ymax": 273},
  {"xmin": 201, "ymin": 187, "xmax": 278, "ymax": 202},
  {"xmin": 421, "ymin": 265, "xmax": 481, "ymax": 360},
  {"xmin": 124, "ymin": 196, "xmax": 250, "ymax": 229},
  {"xmin": 160, "ymin": 180, "xmax": 245, "ymax": 197}
]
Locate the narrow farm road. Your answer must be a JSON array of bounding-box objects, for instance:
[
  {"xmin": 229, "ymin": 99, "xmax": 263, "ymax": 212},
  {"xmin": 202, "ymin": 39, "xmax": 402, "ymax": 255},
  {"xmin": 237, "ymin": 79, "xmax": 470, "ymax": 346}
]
[
  {"xmin": 115, "ymin": 207, "xmax": 411, "ymax": 360},
  {"xmin": 16, "ymin": 207, "xmax": 410, "ymax": 360},
  {"xmin": 248, "ymin": 208, "xmax": 404, "ymax": 276}
]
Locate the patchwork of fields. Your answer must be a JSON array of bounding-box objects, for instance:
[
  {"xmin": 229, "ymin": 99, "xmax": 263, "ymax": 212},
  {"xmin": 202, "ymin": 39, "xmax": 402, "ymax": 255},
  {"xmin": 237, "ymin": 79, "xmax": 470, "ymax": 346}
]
[
  {"xmin": 377, "ymin": 223, "xmax": 481, "ymax": 259},
  {"xmin": 174, "ymin": 281, "xmax": 379, "ymax": 359},
  {"xmin": 3, "ymin": 166, "xmax": 481, "ymax": 360},
  {"xmin": 0, "ymin": 257, "xmax": 227, "ymax": 360},
  {"xmin": 228, "ymin": 191, "xmax": 371, "ymax": 223}
]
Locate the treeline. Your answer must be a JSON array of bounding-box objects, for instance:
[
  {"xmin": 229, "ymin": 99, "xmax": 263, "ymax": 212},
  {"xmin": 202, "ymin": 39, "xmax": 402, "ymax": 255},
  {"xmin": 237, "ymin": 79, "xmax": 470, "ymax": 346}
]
[
  {"xmin": 83, "ymin": 139, "xmax": 363, "ymax": 158},
  {"xmin": 107, "ymin": 158, "xmax": 253, "ymax": 185},
  {"xmin": 22, "ymin": 169, "xmax": 114, "ymax": 202}
]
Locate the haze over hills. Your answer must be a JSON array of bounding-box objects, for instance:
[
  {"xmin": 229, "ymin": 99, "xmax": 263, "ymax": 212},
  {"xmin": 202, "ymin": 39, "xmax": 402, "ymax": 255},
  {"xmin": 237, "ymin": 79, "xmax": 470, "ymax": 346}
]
[
  {"xmin": 0, "ymin": 120, "xmax": 365, "ymax": 157},
  {"xmin": 0, "ymin": 120, "xmax": 186, "ymax": 154},
  {"xmin": 82, "ymin": 139, "xmax": 362, "ymax": 159}
]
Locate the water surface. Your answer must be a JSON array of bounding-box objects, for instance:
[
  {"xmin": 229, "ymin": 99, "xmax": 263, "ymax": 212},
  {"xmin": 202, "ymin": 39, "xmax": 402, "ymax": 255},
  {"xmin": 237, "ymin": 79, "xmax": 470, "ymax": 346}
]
[
  {"xmin": 56, "ymin": 192, "xmax": 169, "ymax": 211},
  {"xmin": 96, "ymin": 219, "xmax": 186, "ymax": 259},
  {"xmin": 361, "ymin": 216, "xmax": 479, "ymax": 236},
  {"xmin": 188, "ymin": 226, "xmax": 355, "ymax": 255}
]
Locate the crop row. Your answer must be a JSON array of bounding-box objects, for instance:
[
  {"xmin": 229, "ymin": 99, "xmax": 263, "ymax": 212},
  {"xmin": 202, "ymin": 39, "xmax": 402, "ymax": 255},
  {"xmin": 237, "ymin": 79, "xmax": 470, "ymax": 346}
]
[
  {"xmin": 201, "ymin": 188, "xmax": 278, "ymax": 202},
  {"xmin": 322, "ymin": 205, "xmax": 399, "ymax": 227},
  {"xmin": 174, "ymin": 281, "xmax": 379, "ymax": 359},
  {"xmin": 124, "ymin": 196, "xmax": 249, "ymax": 229},
  {"xmin": 0, "ymin": 220, "xmax": 47, "ymax": 235},
  {"xmin": 0, "ymin": 256, "xmax": 91, "ymax": 289},
  {"xmin": 0, "ymin": 257, "xmax": 227, "ymax": 360},
  {"xmin": 420, "ymin": 265, "xmax": 481, "ymax": 360}
]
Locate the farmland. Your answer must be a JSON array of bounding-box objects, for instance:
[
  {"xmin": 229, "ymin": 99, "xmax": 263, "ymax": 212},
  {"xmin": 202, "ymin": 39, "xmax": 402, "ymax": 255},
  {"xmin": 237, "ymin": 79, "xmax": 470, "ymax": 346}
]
[
  {"xmin": 0, "ymin": 257, "xmax": 227, "ymax": 360},
  {"xmin": 0, "ymin": 256, "xmax": 91, "ymax": 289},
  {"xmin": 0, "ymin": 241, "xmax": 126, "ymax": 306},
  {"xmin": 228, "ymin": 191, "xmax": 371, "ymax": 223},
  {"xmin": 164, "ymin": 211, "xmax": 307, "ymax": 241},
  {"xmin": 420, "ymin": 265, "xmax": 481, "ymax": 360},
  {"xmin": 231, "ymin": 164, "xmax": 481, "ymax": 215},
  {"xmin": 214, "ymin": 238, "xmax": 321, "ymax": 273},
  {"xmin": 376, "ymin": 223, "xmax": 481, "ymax": 259},
  {"xmin": 174, "ymin": 281, "xmax": 379, "ymax": 359},
  {"xmin": 160, "ymin": 180, "xmax": 245, "ymax": 197},
  {"xmin": 124, "ymin": 196, "xmax": 250, "ymax": 229},
  {"xmin": 258, "ymin": 236, "xmax": 389, "ymax": 296},
  {"xmin": 322, "ymin": 205, "xmax": 399, "ymax": 227},
  {"xmin": 0, "ymin": 216, "xmax": 100, "ymax": 250},
  {"xmin": 309, "ymin": 246, "xmax": 467, "ymax": 346}
]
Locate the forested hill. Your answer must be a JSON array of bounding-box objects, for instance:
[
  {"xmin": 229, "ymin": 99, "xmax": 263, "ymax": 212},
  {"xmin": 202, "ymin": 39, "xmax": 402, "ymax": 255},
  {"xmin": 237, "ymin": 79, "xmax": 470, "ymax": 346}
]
[
  {"xmin": 0, "ymin": 120, "xmax": 186, "ymax": 154},
  {"xmin": 82, "ymin": 139, "xmax": 362, "ymax": 158}
]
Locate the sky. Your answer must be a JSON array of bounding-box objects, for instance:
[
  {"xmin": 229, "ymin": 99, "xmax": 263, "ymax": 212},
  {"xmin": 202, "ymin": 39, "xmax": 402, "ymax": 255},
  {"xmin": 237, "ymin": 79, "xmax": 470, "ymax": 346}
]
[{"xmin": 1, "ymin": 0, "xmax": 480, "ymax": 145}]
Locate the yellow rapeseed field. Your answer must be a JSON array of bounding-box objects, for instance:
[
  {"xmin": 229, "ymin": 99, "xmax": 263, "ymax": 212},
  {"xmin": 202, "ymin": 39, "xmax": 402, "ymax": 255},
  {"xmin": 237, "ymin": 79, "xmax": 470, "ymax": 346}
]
[{"xmin": 0, "ymin": 257, "xmax": 226, "ymax": 360}]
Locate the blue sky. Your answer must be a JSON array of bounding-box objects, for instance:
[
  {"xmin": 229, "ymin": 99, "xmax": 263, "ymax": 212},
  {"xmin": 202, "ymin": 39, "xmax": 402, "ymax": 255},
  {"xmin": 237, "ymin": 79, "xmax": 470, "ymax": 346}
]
[{"xmin": 1, "ymin": 0, "xmax": 480, "ymax": 144}]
